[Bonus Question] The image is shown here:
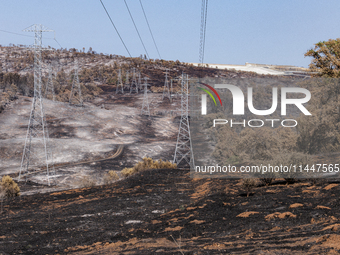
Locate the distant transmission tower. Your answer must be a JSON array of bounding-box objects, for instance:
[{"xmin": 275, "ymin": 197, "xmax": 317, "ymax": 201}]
[
  {"xmin": 19, "ymin": 24, "xmax": 55, "ymax": 185},
  {"xmin": 124, "ymin": 70, "xmax": 130, "ymax": 91},
  {"xmin": 116, "ymin": 69, "xmax": 124, "ymax": 94},
  {"xmin": 171, "ymin": 79, "xmax": 174, "ymax": 96},
  {"xmin": 141, "ymin": 77, "xmax": 150, "ymax": 116},
  {"xmin": 162, "ymin": 69, "xmax": 171, "ymax": 102},
  {"xmin": 69, "ymin": 60, "xmax": 83, "ymax": 106},
  {"xmin": 138, "ymin": 71, "xmax": 142, "ymax": 91},
  {"xmin": 130, "ymin": 68, "xmax": 138, "ymax": 93},
  {"xmin": 173, "ymin": 73, "xmax": 194, "ymax": 168},
  {"xmin": 45, "ymin": 64, "xmax": 55, "ymax": 101}
]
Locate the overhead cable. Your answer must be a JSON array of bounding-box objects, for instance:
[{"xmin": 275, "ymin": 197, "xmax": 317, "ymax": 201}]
[
  {"xmin": 123, "ymin": 0, "xmax": 150, "ymax": 59},
  {"xmin": 100, "ymin": 0, "xmax": 132, "ymax": 58},
  {"xmin": 139, "ymin": 0, "xmax": 161, "ymax": 59}
]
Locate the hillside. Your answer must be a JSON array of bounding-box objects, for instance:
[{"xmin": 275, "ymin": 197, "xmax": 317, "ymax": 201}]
[
  {"xmin": 2, "ymin": 45, "xmax": 340, "ymax": 255},
  {"xmin": 0, "ymin": 45, "xmax": 271, "ymax": 193},
  {"xmin": 0, "ymin": 45, "xmax": 273, "ymax": 115}
]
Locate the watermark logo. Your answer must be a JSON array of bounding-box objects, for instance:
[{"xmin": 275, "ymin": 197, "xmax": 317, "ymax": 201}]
[
  {"xmin": 201, "ymin": 84, "xmax": 311, "ymax": 116},
  {"xmin": 198, "ymin": 83, "xmax": 222, "ymax": 115},
  {"xmin": 200, "ymin": 83, "xmax": 312, "ymax": 128}
]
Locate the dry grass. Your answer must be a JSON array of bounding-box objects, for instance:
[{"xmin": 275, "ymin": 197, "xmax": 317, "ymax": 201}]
[
  {"xmin": 103, "ymin": 170, "xmax": 120, "ymax": 185},
  {"xmin": 121, "ymin": 157, "xmax": 177, "ymax": 177},
  {"xmin": 242, "ymin": 178, "xmax": 257, "ymax": 197},
  {"xmin": 77, "ymin": 176, "xmax": 96, "ymax": 188},
  {"xmin": 0, "ymin": 175, "xmax": 20, "ymax": 197}
]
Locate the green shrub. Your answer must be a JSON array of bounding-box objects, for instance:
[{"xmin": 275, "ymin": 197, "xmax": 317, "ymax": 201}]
[{"xmin": 121, "ymin": 157, "xmax": 177, "ymax": 177}]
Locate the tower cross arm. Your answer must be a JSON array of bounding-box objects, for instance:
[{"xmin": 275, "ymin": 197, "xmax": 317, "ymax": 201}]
[{"xmin": 23, "ymin": 24, "xmax": 54, "ymax": 33}]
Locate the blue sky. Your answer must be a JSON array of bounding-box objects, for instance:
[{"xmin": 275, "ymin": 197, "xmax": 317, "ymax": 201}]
[{"xmin": 1, "ymin": 0, "xmax": 340, "ymax": 67}]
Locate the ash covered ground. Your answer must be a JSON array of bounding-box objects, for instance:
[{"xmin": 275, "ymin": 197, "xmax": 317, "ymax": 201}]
[{"xmin": 0, "ymin": 89, "xmax": 178, "ymax": 194}]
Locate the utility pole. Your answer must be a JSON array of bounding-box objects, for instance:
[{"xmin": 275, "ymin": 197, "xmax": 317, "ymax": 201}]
[
  {"xmin": 116, "ymin": 69, "xmax": 124, "ymax": 94},
  {"xmin": 141, "ymin": 77, "xmax": 150, "ymax": 116},
  {"xmin": 19, "ymin": 24, "xmax": 55, "ymax": 185},
  {"xmin": 173, "ymin": 73, "xmax": 194, "ymax": 169},
  {"xmin": 69, "ymin": 60, "xmax": 83, "ymax": 106}
]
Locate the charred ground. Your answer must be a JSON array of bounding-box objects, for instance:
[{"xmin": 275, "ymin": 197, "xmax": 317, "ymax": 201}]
[{"xmin": 1, "ymin": 169, "xmax": 340, "ymax": 254}]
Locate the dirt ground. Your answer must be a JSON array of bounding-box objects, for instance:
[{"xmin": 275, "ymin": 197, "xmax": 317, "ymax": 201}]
[{"xmin": 0, "ymin": 168, "xmax": 340, "ymax": 254}]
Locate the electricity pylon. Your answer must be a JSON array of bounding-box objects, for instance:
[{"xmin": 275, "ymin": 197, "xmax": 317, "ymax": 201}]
[
  {"xmin": 69, "ymin": 60, "xmax": 83, "ymax": 106},
  {"xmin": 116, "ymin": 69, "xmax": 124, "ymax": 94},
  {"xmin": 130, "ymin": 68, "xmax": 138, "ymax": 93},
  {"xmin": 171, "ymin": 79, "xmax": 175, "ymax": 98},
  {"xmin": 45, "ymin": 64, "xmax": 55, "ymax": 101},
  {"xmin": 138, "ymin": 71, "xmax": 142, "ymax": 91},
  {"xmin": 173, "ymin": 73, "xmax": 194, "ymax": 169},
  {"xmin": 162, "ymin": 69, "xmax": 171, "ymax": 102},
  {"xmin": 124, "ymin": 70, "xmax": 130, "ymax": 91},
  {"xmin": 19, "ymin": 24, "xmax": 55, "ymax": 185},
  {"xmin": 141, "ymin": 77, "xmax": 150, "ymax": 116}
]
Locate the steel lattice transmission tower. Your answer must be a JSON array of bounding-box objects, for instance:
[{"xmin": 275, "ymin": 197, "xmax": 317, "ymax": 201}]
[
  {"xmin": 162, "ymin": 69, "xmax": 171, "ymax": 102},
  {"xmin": 141, "ymin": 77, "xmax": 150, "ymax": 116},
  {"xmin": 173, "ymin": 73, "xmax": 195, "ymax": 168},
  {"xmin": 138, "ymin": 71, "xmax": 142, "ymax": 91},
  {"xmin": 124, "ymin": 70, "xmax": 130, "ymax": 91},
  {"xmin": 130, "ymin": 68, "xmax": 138, "ymax": 93},
  {"xmin": 116, "ymin": 69, "xmax": 124, "ymax": 94},
  {"xmin": 170, "ymin": 79, "xmax": 175, "ymax": 98},
  {"xmin": 199, "ymin": 0, "xmax": 208, "ymax": 67},
  {"xmin": 69, "ymin": 60, "xmax": 83, "ymax": 106},
  {"xmin": 19, "ymin": 24, "xmax": 55, "ymax": 185},
  {"xmin": 45, "ymin": 64, "xmax": 56, "ymax": 101}
]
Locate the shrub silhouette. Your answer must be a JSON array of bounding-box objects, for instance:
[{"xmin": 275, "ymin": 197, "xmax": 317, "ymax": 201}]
[
  {"xmin": 242, "ymin": 178, "xmax": 257, "ymax": 197},
  {"xmin": 259, "ymin": 177, "xmax": 274, "ymax": 186}
]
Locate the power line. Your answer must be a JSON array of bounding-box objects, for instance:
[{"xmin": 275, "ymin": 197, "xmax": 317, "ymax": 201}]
[
  {"xmin": 0, "ymin": 29, "xmax": 63, "ymax": 48},
  {"xmin": 139, "ymin": 0, "xmax": 161, "ymax": 59},
  {"xmin": 0, "ymin": 29, "xmax": 55, "ymax": 40},
  {"xmin": 54, "ymin": 38, "xmax": 63, "ymax": 49},
  {"xmin": 100, "ymin": 0, "xmax": 132, "ymax": 58},
  {"xmin": 123, "ymin": 0, "xmax": 150, "ymax": 59},
  {"xmin": 0, "ymin": 29, "xmax": 33, "ymax": 38}
]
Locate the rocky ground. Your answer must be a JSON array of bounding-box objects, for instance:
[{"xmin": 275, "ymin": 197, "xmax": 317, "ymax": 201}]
[{"xmin": 1, "ymin": 168, "xmax": 340, "ymax": 254}]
